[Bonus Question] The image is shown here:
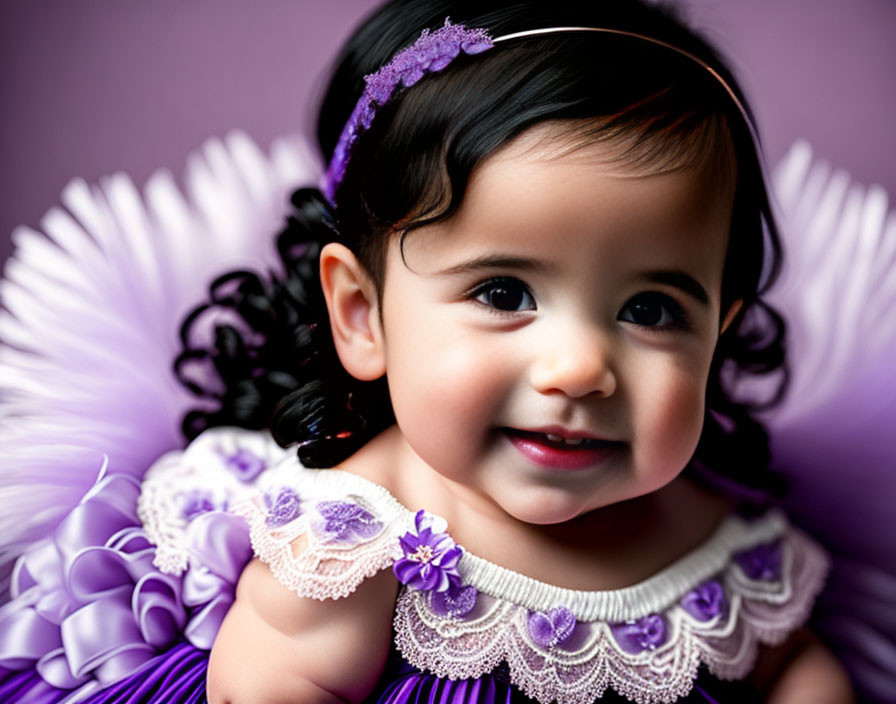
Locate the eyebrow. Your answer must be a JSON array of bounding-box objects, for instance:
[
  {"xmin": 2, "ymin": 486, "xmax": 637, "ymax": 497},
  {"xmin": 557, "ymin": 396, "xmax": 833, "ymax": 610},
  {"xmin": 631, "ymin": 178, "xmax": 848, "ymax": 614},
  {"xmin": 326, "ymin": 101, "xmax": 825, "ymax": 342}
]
[
  {"xmin": 435, "ymin": 255, "xmax": 551, "ymax": 277},
  {"xmin": 641, "ymin": 270, "xmax": 710, "ymax": 306}
]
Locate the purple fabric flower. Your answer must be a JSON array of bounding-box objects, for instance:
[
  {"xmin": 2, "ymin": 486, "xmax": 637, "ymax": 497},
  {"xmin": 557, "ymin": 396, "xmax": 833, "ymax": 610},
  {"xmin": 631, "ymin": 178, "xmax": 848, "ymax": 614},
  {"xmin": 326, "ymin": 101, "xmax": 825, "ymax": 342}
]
[
  {"xmin": 429, "ymin": 583, "xmax": 478, "ymax": 619},
  {"xmin": 264, "ymin": 487, "xmax": 302, "ymax": 527},
  {"xmin": 527, "ymin": 606, "xmax": 576, "ymax": 649},
  {"xmin": 681, "ymin": 579, "xmax": 726, "ymax": 621},
  {"xmin": 735, "ymin": 541, "xmax": 782, "ymax": 581},
  {"xmin": 180, "ymin": 491, "xmax": 215, "ymax": 521},
  {"xmin": 610, "ymin": 614, "xmax": 668, "ymax": 654},
  {"xmin": 314, "ymin": 501, "xmax": 382, "ymax": 543},
  {"xmin": 393, "ymin": 510, "xmax": 462, "ymax": 592},
  {"xmin": 224, "ymin": 448, "xmax": 265, "ymax": 481}
]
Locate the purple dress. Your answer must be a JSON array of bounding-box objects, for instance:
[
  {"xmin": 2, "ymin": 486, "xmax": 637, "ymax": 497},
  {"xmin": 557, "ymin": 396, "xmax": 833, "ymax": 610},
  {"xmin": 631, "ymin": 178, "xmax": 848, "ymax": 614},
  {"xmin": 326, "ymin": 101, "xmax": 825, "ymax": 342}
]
[
  {"xmin": 0, "ymin": 642, "xmax": 755, "ymax": 704},
  {"xmin": 0, "ymin": 428, "xmax": 829, "ymax": 704}
]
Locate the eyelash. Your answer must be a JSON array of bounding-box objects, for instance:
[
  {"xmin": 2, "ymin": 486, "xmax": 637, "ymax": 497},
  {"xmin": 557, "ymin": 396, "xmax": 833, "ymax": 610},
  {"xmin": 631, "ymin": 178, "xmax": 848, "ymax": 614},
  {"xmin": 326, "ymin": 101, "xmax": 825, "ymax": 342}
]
[
  {"xmin": 466, "ymin": 277, "xmax": 690, "ymax": 331},
  {"xmin": 617, "ymin": 292, "xmax": 691, "ymax": 333},
  {"xmin": 467, "ymin": 277, "xmax": 536, "ymax": 316}
]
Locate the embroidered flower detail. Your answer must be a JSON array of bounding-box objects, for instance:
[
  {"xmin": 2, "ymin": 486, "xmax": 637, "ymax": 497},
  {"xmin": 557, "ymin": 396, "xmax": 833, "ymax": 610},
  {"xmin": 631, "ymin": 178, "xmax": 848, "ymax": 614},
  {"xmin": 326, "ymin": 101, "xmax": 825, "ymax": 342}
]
[
  {"xmin": 314, "ymin": 500, "xmax": 382, "ymax": 543},
  {"xmin": 180, "ymin": 490, "xmax": 216, "ymax": 521},
  {"xmin": 735, "ymin": 540, "xmax": 782, "ymax": 581},
  {"xmin": 324, "ymin": 19, "xmax": 494, "ymax": 202},
  {"xmin": 264, "ymin": 487, "xmax": 302, "ymax": 527},
  {"xmin": 224, "ymin": 448, "xmax": 265, "ymax": 481},
  {"xmin": 680, "ymin": 579, "xmax": 726, "ymax": 621},
  {"xmin": 429, "ymin": 583, "xmax": 478, "ymax": 619},
  {"xmin": 610, "ymin": 614, "xmax": 668, "ymax": 653},
  {"xmin": 527, "ymin": 606, "xmax": 577, "ymax": 649},
  {"xmin": 364, "ymin": 20, "xmax": 493, "ymax": 105},
  {"xmin": 393, "ymin": 510, "xmax": 462, "ymax": 592}
]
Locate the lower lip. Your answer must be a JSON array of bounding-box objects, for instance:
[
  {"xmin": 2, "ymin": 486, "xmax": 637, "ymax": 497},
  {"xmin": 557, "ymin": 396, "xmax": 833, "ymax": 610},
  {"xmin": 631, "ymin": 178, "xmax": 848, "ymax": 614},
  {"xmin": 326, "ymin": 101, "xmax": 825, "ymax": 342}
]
[{"xmin": 505, "ymin": 432, "xmax": 620, "ymax": 470}]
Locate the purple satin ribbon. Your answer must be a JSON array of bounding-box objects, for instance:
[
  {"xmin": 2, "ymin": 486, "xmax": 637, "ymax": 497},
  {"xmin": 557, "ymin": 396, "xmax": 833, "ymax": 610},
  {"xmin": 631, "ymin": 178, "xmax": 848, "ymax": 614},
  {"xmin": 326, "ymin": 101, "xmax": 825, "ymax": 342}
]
[{"xmin": 0, "ymin": 463, "xmax": 252, "ymax": 694}]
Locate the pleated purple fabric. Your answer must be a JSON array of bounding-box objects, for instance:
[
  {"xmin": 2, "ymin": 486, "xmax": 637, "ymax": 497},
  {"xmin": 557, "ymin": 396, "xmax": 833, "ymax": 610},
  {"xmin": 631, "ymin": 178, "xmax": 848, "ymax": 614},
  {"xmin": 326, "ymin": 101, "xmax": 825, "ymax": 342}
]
[
  {"xmin": 0, "ymin": 644, "xmax": 747, "ymax": 703},
  {"xmin": 365, "ymin": 654, "xmax": 740, "ymax": 704},
  {"xmin": 78, "ymin": 642, "xmax": 207, "ymax": 704},
  {"xmin": 373, "ymin": 666, "xmax": 515, "ymax": 704},
  {"xmin": 0, "ymin": 667, "xmax": 68, "ymax": 703},
  {"xmin": 0, "ymin": 643, "xmax": 206, "ymax": 704}
]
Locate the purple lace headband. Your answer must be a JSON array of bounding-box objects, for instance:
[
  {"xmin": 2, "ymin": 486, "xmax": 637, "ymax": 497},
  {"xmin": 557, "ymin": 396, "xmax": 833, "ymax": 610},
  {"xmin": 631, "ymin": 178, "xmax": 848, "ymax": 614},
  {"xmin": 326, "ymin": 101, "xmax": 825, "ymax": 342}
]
[{"xmin": 321, "ymin": 18, "xmax": 757, "ymax": 206}]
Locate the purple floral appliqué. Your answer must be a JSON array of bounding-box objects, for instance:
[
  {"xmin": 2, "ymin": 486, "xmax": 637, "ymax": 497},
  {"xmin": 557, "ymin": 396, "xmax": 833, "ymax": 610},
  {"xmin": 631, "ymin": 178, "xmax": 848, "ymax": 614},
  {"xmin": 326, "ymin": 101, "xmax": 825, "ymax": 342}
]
[
  {"xmin": 610, "ymin": 614, "xmax": 668, "ymax": 654},
  {"xmin": 264, "ymin": 487, "xmax": 302, "ymax": 527},
  {"xmin": 181, "ymin": 491, "xmax": 216, "ymax": 521},
  {"xmin": 735, "ymin": 541, "xmax": 782, "ymax": 581},
  {"xmin": 393, "ymin": 510, "xmax": 463, "ymax": 592},
  {"xmin": 324, "ymin": 19, "xmax": 493, "ymax": 203},
  {"xmin": 681, "ymin": 579, "xmax": 726, "ymax": 621},
  {"xmin": 430, "ymin": 583, "xmax": 478, "ymax": 619},
  {"xmin": 225, "ymin": 448, "xmax": 265, "ymax": 482},
  {"xmin": 528, "ymin": 606, "xmax": 577, "ymax": 649},
  {"xmin": 315, "ymin": 500, "xmax": 382, "ymax": 543}
]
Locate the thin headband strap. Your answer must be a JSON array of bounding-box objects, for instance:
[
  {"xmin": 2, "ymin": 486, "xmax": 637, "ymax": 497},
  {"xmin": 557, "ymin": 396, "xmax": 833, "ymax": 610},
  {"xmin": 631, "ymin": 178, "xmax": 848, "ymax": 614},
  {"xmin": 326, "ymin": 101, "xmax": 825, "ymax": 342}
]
[
  {"xmin": 322, "ymin": 19, "xmax": 764, "ymax": 206},
  {"xmin": 493, "ymin": 27, "xmax": 753, "ymax": 131},
  {"xmin": 492, "ymin": 26, "xmax": 766, "ymax": 180}
]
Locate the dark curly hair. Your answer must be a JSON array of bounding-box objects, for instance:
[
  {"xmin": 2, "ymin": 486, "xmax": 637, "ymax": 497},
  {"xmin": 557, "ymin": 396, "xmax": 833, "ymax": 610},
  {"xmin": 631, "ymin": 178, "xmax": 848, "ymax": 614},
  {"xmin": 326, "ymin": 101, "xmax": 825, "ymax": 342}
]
[{"xmin": 174, "ymin": 0, "xmax": 789, "ymax": 499}]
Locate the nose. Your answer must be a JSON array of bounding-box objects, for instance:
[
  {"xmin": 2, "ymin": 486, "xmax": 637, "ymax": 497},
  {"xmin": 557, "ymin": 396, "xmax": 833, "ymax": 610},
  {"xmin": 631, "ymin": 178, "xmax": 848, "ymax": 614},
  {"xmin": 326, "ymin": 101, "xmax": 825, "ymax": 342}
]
[{"xmin": 528, "ymin": 323, "xmax": 617, "ymax": 399}]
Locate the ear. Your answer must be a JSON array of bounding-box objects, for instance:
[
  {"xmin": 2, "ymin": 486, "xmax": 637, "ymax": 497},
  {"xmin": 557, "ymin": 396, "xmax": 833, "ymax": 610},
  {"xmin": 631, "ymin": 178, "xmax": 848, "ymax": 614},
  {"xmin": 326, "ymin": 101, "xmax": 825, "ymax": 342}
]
[
  {"xmin": 719, "ymin": 298, "xmax": 744, "ymax": 335},
  {"xmin": 319, "ymin": 242, "xmax": 386, "ymax": 381}
]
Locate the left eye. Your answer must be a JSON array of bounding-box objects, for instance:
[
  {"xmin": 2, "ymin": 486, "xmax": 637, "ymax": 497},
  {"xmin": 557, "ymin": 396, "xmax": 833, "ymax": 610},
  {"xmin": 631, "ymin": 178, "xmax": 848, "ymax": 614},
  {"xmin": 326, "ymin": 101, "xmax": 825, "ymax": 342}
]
[
  {"xmin": 471, "ymin": 277, "xmax": 536, "ymax": 313},
  {"xmin": 618, "ymin": 292, "xmax": 686, "ymax": 330}
]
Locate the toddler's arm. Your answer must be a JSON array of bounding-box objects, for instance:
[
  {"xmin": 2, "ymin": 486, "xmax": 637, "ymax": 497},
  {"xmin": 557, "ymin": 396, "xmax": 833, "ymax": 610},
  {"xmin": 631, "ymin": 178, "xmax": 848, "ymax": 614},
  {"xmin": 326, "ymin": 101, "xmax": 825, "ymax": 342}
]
[
  {"xmin": 207, "ymin": 557, "xmax": 398, "ymax": 704},
  {"xmin": 751, "ymin": 628, "xmax": 855, "ymax": 703}
]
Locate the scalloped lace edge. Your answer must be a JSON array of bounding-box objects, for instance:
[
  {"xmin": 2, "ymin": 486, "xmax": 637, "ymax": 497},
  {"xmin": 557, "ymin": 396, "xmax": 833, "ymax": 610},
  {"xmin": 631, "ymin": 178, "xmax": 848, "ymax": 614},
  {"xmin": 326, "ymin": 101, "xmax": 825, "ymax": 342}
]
[{"xmin": 393, "ymin": 528, "xmax": 829, "ymax": 704}]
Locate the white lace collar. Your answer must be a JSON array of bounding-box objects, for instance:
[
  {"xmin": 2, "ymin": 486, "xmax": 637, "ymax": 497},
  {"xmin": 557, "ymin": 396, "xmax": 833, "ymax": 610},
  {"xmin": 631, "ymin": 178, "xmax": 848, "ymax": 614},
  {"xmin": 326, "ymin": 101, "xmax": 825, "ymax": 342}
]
[
  {"xmin": 456, "ymin": 510, "xmax": 788, "ymax": 622},
  {"xmin": 139, "ymin": 427, "xmax": 830, "ymax": 704}
]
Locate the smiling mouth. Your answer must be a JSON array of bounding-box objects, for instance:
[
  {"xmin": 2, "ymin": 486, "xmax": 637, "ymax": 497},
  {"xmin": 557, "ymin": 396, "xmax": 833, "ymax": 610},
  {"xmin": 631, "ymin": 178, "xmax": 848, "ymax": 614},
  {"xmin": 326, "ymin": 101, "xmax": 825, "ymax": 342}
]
[
  {"xmin": 501, "ymin": 428, "xmax": 622, "ymax": 450},
  {"xmin": 501, "ymin": 428, "xmax": 624, "ymax": 469}
]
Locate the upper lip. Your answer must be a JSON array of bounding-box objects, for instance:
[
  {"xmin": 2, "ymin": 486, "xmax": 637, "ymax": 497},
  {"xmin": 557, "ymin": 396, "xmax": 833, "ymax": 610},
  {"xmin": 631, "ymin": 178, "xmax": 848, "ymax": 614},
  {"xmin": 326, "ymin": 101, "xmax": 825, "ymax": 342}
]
[{"xmin": 508, "ymin": 425, "xmax": 618, "ymax": 443}]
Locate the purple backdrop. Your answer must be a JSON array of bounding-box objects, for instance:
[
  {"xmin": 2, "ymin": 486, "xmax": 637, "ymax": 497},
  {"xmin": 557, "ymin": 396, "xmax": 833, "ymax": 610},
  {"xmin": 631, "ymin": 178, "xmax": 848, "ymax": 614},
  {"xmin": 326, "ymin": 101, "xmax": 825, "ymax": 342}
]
[{"xmin": 1, "ymin": 0, "xmax": 894, "ymax": 264}]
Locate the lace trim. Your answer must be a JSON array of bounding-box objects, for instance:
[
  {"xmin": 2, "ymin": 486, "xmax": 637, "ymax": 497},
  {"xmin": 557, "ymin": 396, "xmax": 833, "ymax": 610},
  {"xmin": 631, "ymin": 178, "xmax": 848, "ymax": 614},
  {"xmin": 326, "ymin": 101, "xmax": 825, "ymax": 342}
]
[
  {"xmin": 459, "ymin": 511, "xmax": 788, "ymax": 622},
  {"xmin": 137, "ymin": 427, "xmax": 416, "ymax": 600},
  {"xmin": 137, "ymin": 427, "xmax": 292, "ymax": 574},
  {"xmin": 394, "ymin": 528, "xmax": 830, "ymax": 704},
  {"xmin": 231, "ymin": 469, "xmax": 417, "ymax": 600}
]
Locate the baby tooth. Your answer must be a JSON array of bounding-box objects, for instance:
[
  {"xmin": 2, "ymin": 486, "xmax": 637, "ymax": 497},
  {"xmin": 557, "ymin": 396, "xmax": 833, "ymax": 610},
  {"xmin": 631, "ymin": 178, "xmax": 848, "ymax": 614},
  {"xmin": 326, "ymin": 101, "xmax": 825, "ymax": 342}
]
[{"xmin": 544, "ymin": 433, "xmax": 584, "ymax": 445}]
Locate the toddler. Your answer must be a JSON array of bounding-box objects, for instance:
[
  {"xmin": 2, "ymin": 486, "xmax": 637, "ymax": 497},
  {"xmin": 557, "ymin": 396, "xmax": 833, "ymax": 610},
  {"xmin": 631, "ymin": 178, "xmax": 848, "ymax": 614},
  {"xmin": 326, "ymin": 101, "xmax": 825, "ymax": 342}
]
[{"xmin": 185, "ymin": 0, "xmax": 854, "ymax": 701}]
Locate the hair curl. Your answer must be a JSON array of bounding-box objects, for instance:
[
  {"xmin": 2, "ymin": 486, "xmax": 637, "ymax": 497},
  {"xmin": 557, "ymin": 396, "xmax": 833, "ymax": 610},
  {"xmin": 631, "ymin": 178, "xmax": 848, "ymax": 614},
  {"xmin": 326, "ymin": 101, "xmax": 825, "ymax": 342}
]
[
  {"xmin": 175, "ymin": 0, "xmax": 789, "ymax": 500},
  {"xmin": 174, "ymin": 189, "xmax": 393, "ymax": 467}
]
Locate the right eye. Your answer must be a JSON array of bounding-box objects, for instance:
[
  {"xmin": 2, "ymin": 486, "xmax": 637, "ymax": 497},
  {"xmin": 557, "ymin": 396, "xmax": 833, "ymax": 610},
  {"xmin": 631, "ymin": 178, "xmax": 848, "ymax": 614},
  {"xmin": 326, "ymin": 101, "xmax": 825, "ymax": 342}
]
[{"xmin": 469, "ymin": 277, "xmax": 536, "ymax": 313}]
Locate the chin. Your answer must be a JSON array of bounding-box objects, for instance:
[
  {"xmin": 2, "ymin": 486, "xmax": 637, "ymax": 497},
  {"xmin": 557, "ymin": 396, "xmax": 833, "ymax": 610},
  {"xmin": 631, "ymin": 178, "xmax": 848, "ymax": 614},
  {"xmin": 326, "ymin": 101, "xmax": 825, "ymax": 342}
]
[{"xmin": 502, "ymin": 492, "xmax": 600, "ymax": 526}]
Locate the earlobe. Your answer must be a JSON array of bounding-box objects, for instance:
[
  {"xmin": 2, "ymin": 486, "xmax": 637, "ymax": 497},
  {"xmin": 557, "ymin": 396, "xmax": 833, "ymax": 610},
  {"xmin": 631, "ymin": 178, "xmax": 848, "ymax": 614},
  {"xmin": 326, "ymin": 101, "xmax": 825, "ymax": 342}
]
[
  {"xmin": 319, "ymin": 243, "xmax": 386, "ymax": 381},
  {"xmin": 720, "ymin": 299, "xmax": 744, "ymax": 335}
]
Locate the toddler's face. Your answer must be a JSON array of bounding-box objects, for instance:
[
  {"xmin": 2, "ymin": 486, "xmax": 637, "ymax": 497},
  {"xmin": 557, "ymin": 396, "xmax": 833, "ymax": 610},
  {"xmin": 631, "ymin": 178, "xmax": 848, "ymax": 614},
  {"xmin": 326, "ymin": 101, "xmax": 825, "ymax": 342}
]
[{"xmin": 377, "ymin": 127, "xmax": 734, "ymax": 525}]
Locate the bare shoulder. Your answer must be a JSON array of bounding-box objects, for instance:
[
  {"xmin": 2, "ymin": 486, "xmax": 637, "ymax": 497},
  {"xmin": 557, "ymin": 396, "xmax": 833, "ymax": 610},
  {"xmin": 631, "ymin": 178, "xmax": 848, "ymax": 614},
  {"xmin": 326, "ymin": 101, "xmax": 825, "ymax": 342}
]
[
  {"xmin": 675, "ymin": 483, "xmax": 854, "ymax": 701},
  {"xmin": 749, "ymin": 628, "xmax": 855, "ymax": 703},
  {"xmin": 207, "ymin": 557, "xmax": 398, "ymax": 704},
  {"xmin": 335, "ymin": 424, "xmax": 406, "ymax": 493}
]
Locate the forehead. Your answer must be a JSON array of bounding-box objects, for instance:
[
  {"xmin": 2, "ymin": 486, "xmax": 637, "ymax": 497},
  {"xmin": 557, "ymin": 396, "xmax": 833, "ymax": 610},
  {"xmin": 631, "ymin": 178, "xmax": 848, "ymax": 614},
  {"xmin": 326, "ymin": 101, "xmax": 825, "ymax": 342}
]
[{"xmin": 401, "ymin": 125, "xmax": 734, "ymax": 287}]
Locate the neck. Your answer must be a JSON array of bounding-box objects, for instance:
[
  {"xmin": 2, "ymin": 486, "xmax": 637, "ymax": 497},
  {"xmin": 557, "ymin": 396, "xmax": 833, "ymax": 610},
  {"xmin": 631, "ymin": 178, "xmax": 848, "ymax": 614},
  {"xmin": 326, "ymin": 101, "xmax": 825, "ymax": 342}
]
[
  {"xmin": 383, "ymin": 424, "xmax": 681, "ymax": 552},
  {"xmin": 339, "ymin": 423, "xmax": 731, "ymax": 590}
]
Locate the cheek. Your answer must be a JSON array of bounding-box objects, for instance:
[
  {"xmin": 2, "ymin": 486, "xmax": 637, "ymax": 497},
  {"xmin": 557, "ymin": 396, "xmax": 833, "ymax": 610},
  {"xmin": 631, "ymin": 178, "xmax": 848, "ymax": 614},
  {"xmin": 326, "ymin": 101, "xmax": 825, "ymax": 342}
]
[
  {"xmin": 386, "ymin": 331, "xmax": 510, "ymax": 460},
  {"xmin": 633, "ymin": 359, "xmax": 708, "ymax": 482}
]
